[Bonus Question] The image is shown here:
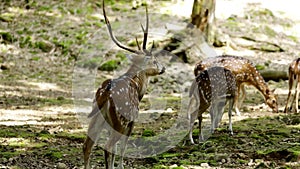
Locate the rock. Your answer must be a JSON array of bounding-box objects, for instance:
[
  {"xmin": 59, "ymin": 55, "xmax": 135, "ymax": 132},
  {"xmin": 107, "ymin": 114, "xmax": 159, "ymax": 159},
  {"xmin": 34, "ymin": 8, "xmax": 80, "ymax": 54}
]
[
  {"xmin": 226, "ymin": 158, "xmax": 231, "ymax": 163},
  {"xmin": 248, "ymin": 159, "xmax": 254, "ymax": 166},
  {"xmin": 255, "ymin": 159, "xmax": 264, "ymax": 163},
  {"xmin": 8, "ymin": 158, "xmax": 14, "ymax": 162},
  {"xmin": 200, "ymin": 163, "xmax": 209, "ymax": 167},
  {"xmin": 57, "ymin": 162, "xmax": 67, "ymax": 169},
  {"xmin": 170, "ymin": 164, "xmax": 178, "ymax": 168}
]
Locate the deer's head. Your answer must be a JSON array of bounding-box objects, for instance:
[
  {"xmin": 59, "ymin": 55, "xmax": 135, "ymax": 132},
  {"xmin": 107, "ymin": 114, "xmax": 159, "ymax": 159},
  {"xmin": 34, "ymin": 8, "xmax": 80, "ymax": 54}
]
[
  {"xmin": 265, "ymin": 88, "xmax": 278, "ymax": 113},
  {"xmin": 102, "ymin": 1, "xmax": 165, "ymax": 77}
]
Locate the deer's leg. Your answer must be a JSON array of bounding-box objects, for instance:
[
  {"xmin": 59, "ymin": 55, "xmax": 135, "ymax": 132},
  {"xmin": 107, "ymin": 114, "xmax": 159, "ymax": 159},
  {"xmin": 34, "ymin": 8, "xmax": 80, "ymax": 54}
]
[
  {"xmin": 296, "ymin": 76, "xmax": 300, "ymax": 113},
  {"xmin": 215, "ymin": 100, "xmax": 226, "ymax": 130},
  {"xmin": 105, "ymin": 131, "xmax": 122, "ymax": 169},
  {"xmin": 284, "ymin": 72, "xmax": 295, "ymax": 113},
  {"xmin": 188, "ymin": 110, "xmax": 198, "ymax": 144},
  {"xmin": 209, "ymin": 106, "xmax": 214, "ymax": 133},
  {"xmin": 83, "ymin": 136, "xmax": 94, "ymax": 169},
  {"xmin": 209, "ymin": 104, "xmax": 217, "ymax": 134},
  {"xmin": 235, "ymin": 84, "xmax": 246, "ymax": 116},
  {"xmin": 227, "ymin": 98, "xmax": 234, "ymax": 135},
  {"xmin": 83, "ymin": 114, "xmax": 105, "ymax": 169},
  {"xmin": 187, "ymin": 96, "xmax": 199, "ymax": 144},
  {"xmin": 234, "ymin": 85, "xmax": 241, "ymax": 116},
  {"xmin": 117, "ymin": 122, "xmax": 134, "ymax": 169},
  {"xmin": 290, "ymin": 75, "xmax": 298, "ymax": 113},
  {"xmin": 198, "ymin": 110, "xmax": 205, "ymax": 143}
]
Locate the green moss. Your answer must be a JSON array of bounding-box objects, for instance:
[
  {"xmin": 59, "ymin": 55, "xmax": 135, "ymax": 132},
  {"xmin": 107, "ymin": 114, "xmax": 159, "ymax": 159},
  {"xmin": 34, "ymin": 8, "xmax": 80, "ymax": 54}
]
[
  {"xmin": 0, "ymin": 31, "xmax": 14, "ymax": 43},
  {"xmin": 0, "ymin": 13, "xmax": 14, "ymax": 22},
  {"xmin": 99, "ymin": 59, "xmax": 120, "ymax": 71},
  {"xmin": 31, "ymin": 56, "xmax": 41, "ymax": 61},
  {"xmin": 142, "ymin": 129, "xmax": 156, "ymax": 137},
  {"xmin": 264, "ymin": 25, "xmax": 276, "ymax": 37},
  {"xmin": 116, "ymin": 52, "xmax": 127, "ymax": 60},
  {"xmin": 35, "ymin": 40, "xmax": 53, "ymax": 52},
  {"xmin": 56, "ymin": 132, "xmax": 86, "ymax": 142},
  {"xmin": 238, "ymin": 159, "xmax": 247, "ymax": 164},
  {"xmin": 161, "ymin": 152, "xmax": 180, "ymax": 158},
  {"xmin": 19, "ymin": 36, "xmax": 34, "ymax": 48},
  {"xmin": 287, "ymin": 35, "xmax": 298, "ymax": 42},
  {"xmin": 172, "ymin": 166, "xmax": 185, "ymax": 169},
  {"xmin": 45, "ymin": 150, "xmax": 63, "ymax": 160},
  {"xmin": 152, "ymin": 165, "xmax": 168, "ymax": 169},
  {"xmin": 0, "ymin": 151, "xmax": 21, "ymax": 159},
  {"xmin": 255, "ymin": 64, "xmax": 265, "ymax": 70}
]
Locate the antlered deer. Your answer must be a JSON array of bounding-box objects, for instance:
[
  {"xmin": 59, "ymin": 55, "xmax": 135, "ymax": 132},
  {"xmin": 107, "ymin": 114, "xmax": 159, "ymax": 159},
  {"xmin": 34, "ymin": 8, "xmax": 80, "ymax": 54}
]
[
  {"xmin": 194, "ymin": 55, "xmax": 278, "ymax": 116},
  {"xmin": 83, "ymin": 1, "xmax": 165, "ymax": 169},
  {"xmin": 284, "ymin": 58, "xmax": 300, "ymax": 113},
  {"xmin": 188, "ymin": 66, "xmax": 236, "ymax": 144}
]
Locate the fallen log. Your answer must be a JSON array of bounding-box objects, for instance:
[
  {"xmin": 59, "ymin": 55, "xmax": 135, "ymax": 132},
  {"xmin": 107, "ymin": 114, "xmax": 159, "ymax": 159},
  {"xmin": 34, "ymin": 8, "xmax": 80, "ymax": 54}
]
[{"xmin": 258, "ymin": 69, "xmax": 288, "ymax": 82}]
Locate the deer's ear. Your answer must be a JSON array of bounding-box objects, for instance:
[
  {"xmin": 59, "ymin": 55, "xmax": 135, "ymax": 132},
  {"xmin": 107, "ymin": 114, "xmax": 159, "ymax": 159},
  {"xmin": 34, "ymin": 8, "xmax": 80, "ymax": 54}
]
[{"xmin": 271, "ymin": 88, "xmax": 276, "ymax": 93}]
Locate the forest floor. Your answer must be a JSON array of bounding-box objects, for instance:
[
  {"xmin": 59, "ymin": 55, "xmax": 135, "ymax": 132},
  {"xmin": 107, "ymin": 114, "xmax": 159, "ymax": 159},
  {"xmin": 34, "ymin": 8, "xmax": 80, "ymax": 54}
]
[{"xmin": 0, "ymin": 0, "xmax": 300, "ymax": 168}]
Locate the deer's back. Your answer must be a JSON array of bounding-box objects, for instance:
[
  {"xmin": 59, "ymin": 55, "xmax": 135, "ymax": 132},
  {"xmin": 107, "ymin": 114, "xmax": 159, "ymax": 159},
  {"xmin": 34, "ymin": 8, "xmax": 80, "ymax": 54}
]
[
  {"xmin": 193, "ymin": 67, "xmax": 236, "ymax": 112},
  {"xmin": 290, "ymin": 58, "xmax": 300, "ymax": 75},
  {"xmin": 90, "ymin": 76, "xmax": 140, "ymax": 128},
  {"xmin": 194, "ymin": 55, "xmax": 263, "ymax": 86}
]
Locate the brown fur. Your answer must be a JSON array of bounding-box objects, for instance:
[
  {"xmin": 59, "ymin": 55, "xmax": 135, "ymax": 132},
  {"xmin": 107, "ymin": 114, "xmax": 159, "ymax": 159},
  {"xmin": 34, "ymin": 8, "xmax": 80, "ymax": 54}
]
[
  {"xmin": 188, "ymin": 66, "xmax": 236, "ymax": 144},
  {"xmin": 284, "ymin": 58, "xmax": 300, "ymax": 113},
  {"xmin": 194, "ymin": 55, "xmax": 278, "ymax": 115}
]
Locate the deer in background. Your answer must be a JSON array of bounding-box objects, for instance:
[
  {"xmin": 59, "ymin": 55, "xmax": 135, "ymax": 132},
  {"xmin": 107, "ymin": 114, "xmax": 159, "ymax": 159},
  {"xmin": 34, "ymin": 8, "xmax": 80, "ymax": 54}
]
[
  {"xmin": 188, "ymin": 66, "xmax": 236, "ymax": 144},
  {"xmin": 83, "ymin": 1, "xmax": 165, "ymax": 169},
  {"xmin": 194, "ymin": 55, "xmax": 278, "ymax": 116},
  {"xmin": 284, "ymin": 58, "xmax": 300, "ymax": 113}
]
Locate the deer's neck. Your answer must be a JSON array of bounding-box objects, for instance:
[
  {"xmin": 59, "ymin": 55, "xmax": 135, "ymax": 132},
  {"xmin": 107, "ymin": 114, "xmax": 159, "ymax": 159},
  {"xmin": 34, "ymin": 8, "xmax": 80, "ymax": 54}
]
[
  {"xmin": 132, "ymin": 72, "xmax": 149, "ymax": 100},
  {"xmin": 125, "ymin": 65, "xmax": 142, "ymax": 77},
  {"xmin": 250, "ymin": 71, "xmax": 270, "ymax": 98}
]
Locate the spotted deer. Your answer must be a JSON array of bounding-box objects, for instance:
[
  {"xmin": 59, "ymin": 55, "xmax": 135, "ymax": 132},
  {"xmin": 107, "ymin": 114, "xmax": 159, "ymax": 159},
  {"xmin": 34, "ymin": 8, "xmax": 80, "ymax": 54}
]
[
  {"xmin": 83, "ymin": 1, "xmax": 165, "ymax": 169},
  {"xmin": 284, "ymin": 58, "xmax": 300, "ymax": 113},
  {"xmin": 194, "ymin": 55, "xmax": 278, "ymax": 116},
  {"xmin": 188, "ymin": 66, "xmax": 236, "ymax": 144}
]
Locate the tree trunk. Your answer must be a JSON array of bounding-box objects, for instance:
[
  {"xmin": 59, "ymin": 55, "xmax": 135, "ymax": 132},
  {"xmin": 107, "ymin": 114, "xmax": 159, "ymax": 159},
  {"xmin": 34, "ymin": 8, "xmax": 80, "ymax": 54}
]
[{"xmin": 191, "ymin": 0, "xmax": 216, "ymax": 44}]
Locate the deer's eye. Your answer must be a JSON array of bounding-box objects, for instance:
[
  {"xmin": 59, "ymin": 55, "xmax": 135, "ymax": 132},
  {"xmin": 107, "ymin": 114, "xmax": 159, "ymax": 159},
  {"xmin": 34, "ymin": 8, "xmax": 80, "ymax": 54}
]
[{"xmin": 144, "ymin": 55, "xmax": 151, "ymax": 62}]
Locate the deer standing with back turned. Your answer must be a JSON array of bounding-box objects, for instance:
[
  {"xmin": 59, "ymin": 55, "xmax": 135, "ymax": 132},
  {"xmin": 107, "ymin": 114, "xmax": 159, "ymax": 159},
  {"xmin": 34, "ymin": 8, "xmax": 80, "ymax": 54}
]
[
  {"xmin": 83, "ymin": 1, "xmax": 165, "ymax": 169},
  {"xmin": 194, "ymin": 55, "xmax": 278, "ymax": 116},
  {"xmin": 188, "ymin": 66, "xmax": 236, "ymax": 144},
  {"xmin": 284, "ymin": 58, "xmax": 300, "ymax": 113}
]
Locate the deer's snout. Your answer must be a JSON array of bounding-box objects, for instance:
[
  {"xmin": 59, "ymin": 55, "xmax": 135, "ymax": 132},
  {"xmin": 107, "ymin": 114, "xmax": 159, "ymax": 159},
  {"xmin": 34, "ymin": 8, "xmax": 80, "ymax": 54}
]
[{"xmin": 159, "ymin": 66, "xmax": 166, "ymax": 74}]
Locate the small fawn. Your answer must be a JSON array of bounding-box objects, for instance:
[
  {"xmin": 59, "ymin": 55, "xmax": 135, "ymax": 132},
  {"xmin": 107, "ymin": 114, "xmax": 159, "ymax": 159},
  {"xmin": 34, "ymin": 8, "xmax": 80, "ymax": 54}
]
[
  {"xmin": 83, "ymin": 1, "xmax": 165, "ymax": 169},
  {"xmin": 194, "ymin": 55, "xmax": 278, "ymax": 116},
  {"xmin": 284, "ymin": 58, "xmax": 300, "ymax": 113},
  {"xmin": 188, "ymin": 66, "xmax": 236, "ymax": 144}
]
